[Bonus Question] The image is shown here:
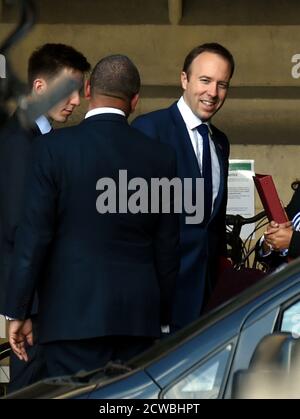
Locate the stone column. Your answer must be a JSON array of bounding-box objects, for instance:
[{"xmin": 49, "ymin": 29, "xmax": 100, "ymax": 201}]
[{"xmin": 168, "ymin": 0, "xmax": 182, "ymax": 25}]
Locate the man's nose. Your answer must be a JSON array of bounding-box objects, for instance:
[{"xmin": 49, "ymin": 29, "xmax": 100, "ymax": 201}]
[
  {"xmin": 69, "ymin": 90, "xmax": 80, "ymax": 106},
  {"xmin": 207, "ymin": 82, "xmax": 218, "ymax": 97}
]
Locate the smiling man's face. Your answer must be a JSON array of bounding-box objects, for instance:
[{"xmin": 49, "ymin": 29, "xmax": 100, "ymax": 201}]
[{"xmin": 181, "ymin": 51, "xmax": 231, "ymax": 122}]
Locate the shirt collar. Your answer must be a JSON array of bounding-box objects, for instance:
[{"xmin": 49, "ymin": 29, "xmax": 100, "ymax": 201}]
[
  {"xmin": 177, "ymin": 96, "xmax": 212, "ymax": 134},
  {"xmin": 35, "ymin": 115, "xmax": 52, "ymax": 134},
  {"xmin": 85, "ymin": 107, "xmax": 126, "ymax": 119}
]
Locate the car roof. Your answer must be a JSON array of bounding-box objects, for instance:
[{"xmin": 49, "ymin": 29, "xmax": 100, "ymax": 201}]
[
  {"xmin": 5, "ymin": 259, "xmax": 300, "ymax": 399},
  {"xmin": 130, "ymin": 259, "xmax": 300, "ymax": 368}
]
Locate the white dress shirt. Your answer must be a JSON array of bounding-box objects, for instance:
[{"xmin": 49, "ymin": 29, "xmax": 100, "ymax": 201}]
[
  {"xmin": 177, "ymin": 96, "xmax": 220, "ymax": 210},
  {"xmin": 85, "ymin": 107, "xmax": 126, "ymax": 119},
  {"xmin": 35, "ymin": 115, "xmax": 52, "ymax": 134}
]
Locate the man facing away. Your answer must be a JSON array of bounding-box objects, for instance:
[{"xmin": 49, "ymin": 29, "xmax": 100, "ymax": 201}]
[
  {"xmin": 0, "ymin": 43, "xmax": 90, "ymax": 390},
  {"xmin": 132, "ymin": 43, "xmax": 234, "ymax": 329},
  {"xmin": 5, "ymin": 54, "xmax": 179, "ymax": 379}
]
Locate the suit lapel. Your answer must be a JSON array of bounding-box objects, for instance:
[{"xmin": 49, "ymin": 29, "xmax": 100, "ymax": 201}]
[
  {"xmin": 169, "ymin": 102, "xmax": 201, "ymax": 179},
  {"xmin": 12, "ymin": 111, "xmax": 43, "ymax": 139},
  {"xmin": 210, "ymin": 130, "xmax": 225, "ymax": 220},
  {"xmin": 169, "ymin": 103, "xmax": 227, "ymax": 223}
]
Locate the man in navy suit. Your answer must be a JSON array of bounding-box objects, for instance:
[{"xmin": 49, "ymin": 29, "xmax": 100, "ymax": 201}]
[
  {"xmin": 5, "ymin": 55, "xmax": 179, "ymax": 379},
  {"xmin": 0, "ymin": 43, "xmax": 90, "ymax": 390},
  {"xmin": 132, "ymin": 43, "xmax": 235, "ymax": 329}
]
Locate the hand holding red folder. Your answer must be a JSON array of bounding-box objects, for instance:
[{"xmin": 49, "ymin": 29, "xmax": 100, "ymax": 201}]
[
  {"xmin": 253, "ymin": 174, "xmax": 288, "ymax": 224},
  {"xmin": 254, "ymin": 174, "xmax": 293, "ymax": 262},
  {"xmin": 264, "ymin": 219, "xmax": 292, "ymax": 244}
]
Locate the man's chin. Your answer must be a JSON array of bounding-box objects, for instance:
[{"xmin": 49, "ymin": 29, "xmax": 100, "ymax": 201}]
[
  {"xmin": 197, "ymin": 112, "xmax": 212, "ymax": 122},
  {"xmin": 197, "ymin": 107, "xmax": 217, "ymax": 122},
  {"xmin": 50, "ymin": 109, "xmax": 75, "ymax": 122},
  {"xmin": 57, "ymin": 114, "xmax": 69, "ymax": 123}
]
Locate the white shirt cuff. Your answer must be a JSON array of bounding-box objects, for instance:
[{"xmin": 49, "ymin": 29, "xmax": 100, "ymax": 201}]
[
  {"xmin": 259, "ymin": 235, "xmax": 273, "ymax": 257},
  {"xmin": 161, "ymin": 325, "xmax": 170, "ymax": 334}
]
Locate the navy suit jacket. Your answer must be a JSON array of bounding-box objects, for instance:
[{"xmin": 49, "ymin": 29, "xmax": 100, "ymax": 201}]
[
  {"xmin": 286, "ymin": 185, "xmax": 300, "ymax": 258},
  {"xmin": 132, "ymin": 102, "xmax": 229, "ymax": 327},
  {"xmin": 5, "ymin": 113, "xmax": 179, "ymax": 343},
  {"xmin": 0, "ymin": 114, "xmax": 41, "ymax": 313}
]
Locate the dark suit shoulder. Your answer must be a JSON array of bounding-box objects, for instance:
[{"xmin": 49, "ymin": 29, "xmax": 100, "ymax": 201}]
[
  {"xmin": 131, "ymin": 104, "xmax": 176, "ymax": 142},
  {"xmin": 130, "ymin": 123, "xmax": 175, "ymax": 153},
  {"xmin": 286, "ymin": 184, "xmax": 300, "ymax": 219},
  {"xmin": 25, "ymin": 126, "xmax": 74, "ymax": 170},
  {"xmin": 40, "ymin": 124, "xmax": 76, "ymax": 143},
  {"xmin": 210, "ymin": 123, "xmax": 229, "ymax": 141},
  {"xmin": 134, "ymin": 107, "xmax": 171, "ymax": 122},
  {"xmin": 210, "ymin": 123, "xmax": 230, "ymax": 156},
  {"xmin": 33, "ymin": 125, "xmax": 83, "ymax": 157},
  {"xmin": 0, "ymin": 114, "xmax": 29, "ymax": 141},
  {"xmin": 35, "ymin": 118, "xmax": 176, "ymax": 170},
  {"xmin": 128, "ymin": 125, "xmax": 177, "ymax": 178},
  {"xmin": 132, "ymin": 105, "xmax": 174, "ymax": 128}
]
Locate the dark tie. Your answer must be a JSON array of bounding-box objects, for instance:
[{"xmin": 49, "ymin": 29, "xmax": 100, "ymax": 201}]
[{"xmin": 197, "ymin": 124, "xmax": 212, "ymax": 222}]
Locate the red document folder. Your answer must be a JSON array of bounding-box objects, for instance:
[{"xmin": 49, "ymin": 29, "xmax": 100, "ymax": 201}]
[{"xmin": 253, "ymin": 174, "xmax": 288, "ymax": 223}]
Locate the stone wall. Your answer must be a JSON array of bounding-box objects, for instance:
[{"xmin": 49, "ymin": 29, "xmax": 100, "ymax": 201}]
[{"xmin": 1, "ymin": 0, "xmax": 300, "ymax": 205}]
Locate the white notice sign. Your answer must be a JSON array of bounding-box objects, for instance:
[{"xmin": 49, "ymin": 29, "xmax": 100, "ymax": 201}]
[
  {"xmin": 227, "ymin": 160, "xmax": 255, "ymax": 239},
  {"xmin": 0, "ymin": 315, "xmax": 6, "ymax": 338}
]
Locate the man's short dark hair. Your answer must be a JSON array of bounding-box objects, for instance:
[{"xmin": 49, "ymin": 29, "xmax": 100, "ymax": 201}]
[
  {"xmin": 90, "ymin": 54, "xmax": 140, "ymax": 101},
  {"xmin": 28, "ymin": 43, "xmax": 91, "ymax": 86},
  {"xmin": 183, "ymin": 43, "xmax": 235, "ymax": 79}
]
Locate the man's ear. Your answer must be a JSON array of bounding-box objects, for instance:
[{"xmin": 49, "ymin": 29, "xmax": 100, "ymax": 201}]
[
  {"xmin": 32, "ymin": 78, "xmax": 47, "ymax": 95},
  {"xmin": 85, "ymin": 79, "xmax": 91, "ymax": 99},
  {"xmin": 181, "ymin": 71, "xmax": 188, "ymax": 91},
  {"xmin": 130, "ymin": 93, "xmax": 139, "ymax": 114}
]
